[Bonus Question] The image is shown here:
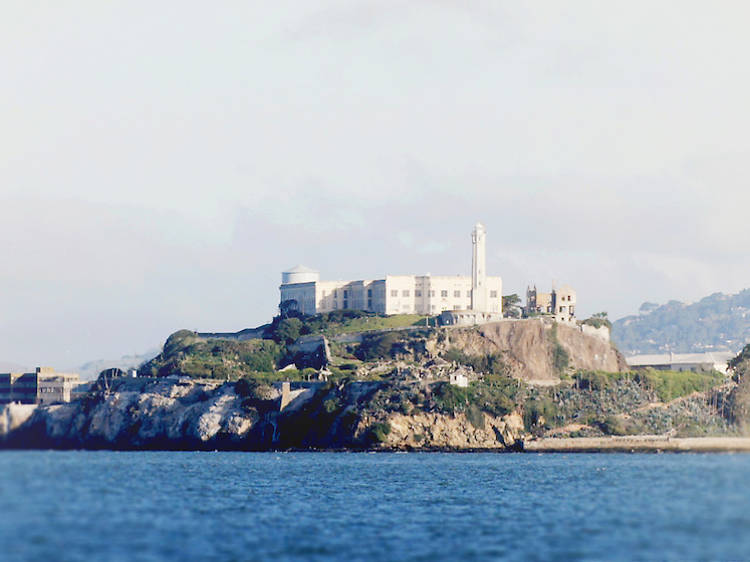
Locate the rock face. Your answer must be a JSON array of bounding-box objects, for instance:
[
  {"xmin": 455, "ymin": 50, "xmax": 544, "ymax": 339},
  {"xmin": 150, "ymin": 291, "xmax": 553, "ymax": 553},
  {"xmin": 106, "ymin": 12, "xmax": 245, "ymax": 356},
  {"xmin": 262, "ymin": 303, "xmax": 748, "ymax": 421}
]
[
  {"xmin": 2, "ymin": 378, "xmax": 264, "ymax": 450},
  {"xmin": 0, "ymin": 377, "xmax": 527, "ymax": 451},
  {"xmin": 377, "ymin": 411, "xmax": 524, "ymax": 450},
  {"xmin": 443, "ymin": 319, "xmax": 625, "ymax": 383}
]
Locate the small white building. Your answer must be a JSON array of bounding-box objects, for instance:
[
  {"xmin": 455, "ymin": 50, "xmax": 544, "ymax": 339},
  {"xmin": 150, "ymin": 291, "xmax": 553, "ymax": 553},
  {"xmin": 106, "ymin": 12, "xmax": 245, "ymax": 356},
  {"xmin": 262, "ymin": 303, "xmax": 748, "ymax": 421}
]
[{"xmin": 449, "ymin": 370, "xmax": 469, "ymax": 388}]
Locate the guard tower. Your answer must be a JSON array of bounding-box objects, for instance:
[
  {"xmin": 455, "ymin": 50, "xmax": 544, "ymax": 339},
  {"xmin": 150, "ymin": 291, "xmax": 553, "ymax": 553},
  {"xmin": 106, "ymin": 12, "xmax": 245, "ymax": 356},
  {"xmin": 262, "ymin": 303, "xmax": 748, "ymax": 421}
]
[{"xmin": 471, "ymin": 222, "xmax": 488, "ymax": 312}]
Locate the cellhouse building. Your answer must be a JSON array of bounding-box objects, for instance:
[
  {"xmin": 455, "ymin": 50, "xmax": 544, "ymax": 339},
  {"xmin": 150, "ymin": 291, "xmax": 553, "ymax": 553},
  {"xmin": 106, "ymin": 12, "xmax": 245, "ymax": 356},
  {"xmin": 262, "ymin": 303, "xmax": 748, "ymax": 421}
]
[{"xmin": 279, "ymin": 223, "xmax": 503, "ymax": 325}]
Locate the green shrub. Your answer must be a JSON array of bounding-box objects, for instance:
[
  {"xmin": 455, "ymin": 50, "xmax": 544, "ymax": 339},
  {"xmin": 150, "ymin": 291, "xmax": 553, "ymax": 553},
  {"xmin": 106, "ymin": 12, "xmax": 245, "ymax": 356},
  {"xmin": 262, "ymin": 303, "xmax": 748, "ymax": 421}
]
[
  {"xmin": 433, "ymin": 382, "xmax": 471, "ymax": 413},
  {"xmin": 547, "ymin": 324, "xmax": 570, "ymax": 373},
  {"xmin": 466, "ymin": 404, "xmax": 485, "ymax": 429},
  {"xmin": 442, "ymin": 348, "xmax": 509, "ymax": 376},
  {"xmin": 356, "ymin": 332, "xmax": 401, "ymax": 361},
  {"xmin": 323, "ymin": 398, "xmax": 341, "ymax": 414},
  {"xmin": 523, "ymin": 397, "xmax": 559, "ymax": 430},
  {"xmin": 368, "ymin": 421, "xmax": 392, "ymax": 443}
]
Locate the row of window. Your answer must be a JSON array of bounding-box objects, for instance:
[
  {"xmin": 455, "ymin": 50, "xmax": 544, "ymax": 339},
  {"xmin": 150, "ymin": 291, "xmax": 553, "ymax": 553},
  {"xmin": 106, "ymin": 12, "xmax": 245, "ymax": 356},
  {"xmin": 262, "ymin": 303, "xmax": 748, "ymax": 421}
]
[{"xmin": 389, "ymin": 289, "xmax": 499, "ymax": 298}]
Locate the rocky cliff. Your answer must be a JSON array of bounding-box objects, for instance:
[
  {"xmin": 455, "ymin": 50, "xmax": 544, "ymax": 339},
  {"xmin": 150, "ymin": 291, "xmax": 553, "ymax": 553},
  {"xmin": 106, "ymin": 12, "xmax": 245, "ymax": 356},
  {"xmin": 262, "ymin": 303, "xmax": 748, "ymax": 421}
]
[
  {"xmin": 441, "ymin": 320, "xmax": 625, "ymax": 383},
  {"xmin": 0, "ymin": 376, "xmax": 526, "ymax": 451}
]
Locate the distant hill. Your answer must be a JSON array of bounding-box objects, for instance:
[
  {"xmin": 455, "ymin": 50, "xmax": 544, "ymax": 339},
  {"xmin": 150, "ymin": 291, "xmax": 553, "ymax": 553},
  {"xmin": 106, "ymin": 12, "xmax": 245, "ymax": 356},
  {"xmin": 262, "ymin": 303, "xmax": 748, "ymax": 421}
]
[
  {"xmin": 612, "ymin": 290, "xmax": 750, "ymax": 355},
  {"xmin": 76, "ymin": 350, "xmax": 159, "ymax": 381}
]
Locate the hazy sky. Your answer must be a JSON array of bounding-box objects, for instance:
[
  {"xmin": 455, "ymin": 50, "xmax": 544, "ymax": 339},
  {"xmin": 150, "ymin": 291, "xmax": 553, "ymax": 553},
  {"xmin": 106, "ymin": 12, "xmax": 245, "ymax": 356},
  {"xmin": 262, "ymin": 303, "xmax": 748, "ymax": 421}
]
[{"xmin": 2, "ymin": 1, "xmax": 750, "ymax": 367}]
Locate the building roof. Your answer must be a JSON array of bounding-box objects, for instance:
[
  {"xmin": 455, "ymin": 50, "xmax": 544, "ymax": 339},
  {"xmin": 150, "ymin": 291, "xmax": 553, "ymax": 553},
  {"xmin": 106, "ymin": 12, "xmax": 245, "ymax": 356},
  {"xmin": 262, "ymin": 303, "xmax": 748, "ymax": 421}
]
[
  {"xmin": 626, "ymin": 352, "xmax": 735, "ymax": 367},
  {"xmin": 283, "ymin": 265, "xmax": 318, "ymax": 274}
]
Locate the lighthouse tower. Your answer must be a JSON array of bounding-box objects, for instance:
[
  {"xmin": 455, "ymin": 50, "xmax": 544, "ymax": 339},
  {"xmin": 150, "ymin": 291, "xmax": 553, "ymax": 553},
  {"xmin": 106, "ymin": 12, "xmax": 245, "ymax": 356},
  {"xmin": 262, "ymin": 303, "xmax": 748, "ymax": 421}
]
[{"xmin": 471, "ymin": 222, "xmax": 488, "ymax": 312}]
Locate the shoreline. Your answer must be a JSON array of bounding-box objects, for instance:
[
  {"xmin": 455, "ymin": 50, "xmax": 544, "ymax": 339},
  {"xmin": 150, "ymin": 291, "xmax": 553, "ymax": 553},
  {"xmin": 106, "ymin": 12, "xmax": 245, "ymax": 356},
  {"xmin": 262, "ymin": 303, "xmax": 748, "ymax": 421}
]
[
  {"xmin": 522, "ymin": 435, "xmax": 750, "ymax": 453},
  {"xmin": 4, "ymin": 436, "xmax": 750, "ymax": 453}
]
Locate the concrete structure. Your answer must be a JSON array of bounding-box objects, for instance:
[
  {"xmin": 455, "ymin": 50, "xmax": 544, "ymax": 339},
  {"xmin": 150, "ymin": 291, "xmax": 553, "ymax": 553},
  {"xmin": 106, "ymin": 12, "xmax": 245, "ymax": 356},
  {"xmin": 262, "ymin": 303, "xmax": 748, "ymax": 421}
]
[
  {"xmin": 0, "ymin": 367, "xmax": 81, "ymax": 405},
  {"xmin": 525, "ymin": 285, "xmax": 577, "ymax": 323},
  {"xmin": 626, "ymin": 352, "xmax": 735, "ymax": 374},
  {"xmin": 439, "ymin": 309, "xmax": 503, "ymax": 326},
  {"xmin": 279, "ymin": 223, "xmax": 502, "ymax": 321},
  {"xmin": 449, "ymin": 370, "xmax": 469, "ymax": 388},
  {"xmin": 580, "ymin": 323, "xmax": 611, "ymax": 342}
]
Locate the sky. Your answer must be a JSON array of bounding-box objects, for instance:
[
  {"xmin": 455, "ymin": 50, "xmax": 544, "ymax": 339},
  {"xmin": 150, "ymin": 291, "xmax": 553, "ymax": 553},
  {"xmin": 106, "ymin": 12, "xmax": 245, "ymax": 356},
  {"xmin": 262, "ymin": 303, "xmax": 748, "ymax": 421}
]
[{"xmin": 2, "ymin": 1, "xmax": 750, "ymax": 368}]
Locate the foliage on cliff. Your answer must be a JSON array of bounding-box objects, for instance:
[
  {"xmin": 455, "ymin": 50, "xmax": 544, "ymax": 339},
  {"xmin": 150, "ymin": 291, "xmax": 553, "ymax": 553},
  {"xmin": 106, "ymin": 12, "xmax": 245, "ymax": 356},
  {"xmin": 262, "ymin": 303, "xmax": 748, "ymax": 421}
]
[
  {"xmin": 140, "ymin": 331, "xmax": 284, "ymax": 379},
  {"xmin": 727, "ymin": 344, "xmax": 750, "ymax": 429},
  {"xmin": 267, "ymin": 310, "xmax": 427, "ymax": 340}
]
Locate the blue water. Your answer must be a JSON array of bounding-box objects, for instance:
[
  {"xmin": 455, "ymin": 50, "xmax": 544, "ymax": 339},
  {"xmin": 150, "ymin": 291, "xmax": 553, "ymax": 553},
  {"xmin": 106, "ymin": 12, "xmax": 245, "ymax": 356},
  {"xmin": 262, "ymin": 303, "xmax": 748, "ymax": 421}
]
[{"xmin": 1, "ymin": 452, "xmax": 749, "ymax": 561}]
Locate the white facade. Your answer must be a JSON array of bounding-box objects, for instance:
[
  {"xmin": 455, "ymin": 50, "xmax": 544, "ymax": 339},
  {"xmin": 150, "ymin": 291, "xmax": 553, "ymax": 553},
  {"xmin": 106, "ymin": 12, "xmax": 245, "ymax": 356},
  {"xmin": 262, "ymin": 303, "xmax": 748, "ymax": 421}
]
[
  {"xmin": 471, "ymin": 223, "xmax": 488, "ymax": 312},
  {"xmin": 279, "ymin": 273, "xmax": 502, "ymax": 316},
  {"xmin": 279, "ymin": 224, "xmax": 503, "ymax": 318}
]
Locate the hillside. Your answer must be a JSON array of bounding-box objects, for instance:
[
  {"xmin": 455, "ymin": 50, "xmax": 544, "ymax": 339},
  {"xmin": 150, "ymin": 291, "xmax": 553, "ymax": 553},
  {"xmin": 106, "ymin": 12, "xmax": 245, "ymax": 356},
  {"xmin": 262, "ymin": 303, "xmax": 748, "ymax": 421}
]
[
  {"xmin": 1, "ymin": 353, "xmax": 734, "ymax": 451},
  {"xmin": 5, "ymin": 313, "xmax": 742, "ymax": 451},
  {"xmin": 75, "ymin": 350, "xmax": 159, "ymax": 381},
  {"xmin": 612, "ymin": 290, "xmax": 750, "ymax": 355},
  {"xmin": 140, "ymin": 316, "xmax": 625, "ymax": 384}
]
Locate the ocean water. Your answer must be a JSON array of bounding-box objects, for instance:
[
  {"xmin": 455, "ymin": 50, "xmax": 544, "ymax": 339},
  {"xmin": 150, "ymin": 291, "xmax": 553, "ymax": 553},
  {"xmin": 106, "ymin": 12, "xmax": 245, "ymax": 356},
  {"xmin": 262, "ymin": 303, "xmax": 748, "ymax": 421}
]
[{"xmin": 1, "ymin": 451, "xmax": 749, "ymax": 561}]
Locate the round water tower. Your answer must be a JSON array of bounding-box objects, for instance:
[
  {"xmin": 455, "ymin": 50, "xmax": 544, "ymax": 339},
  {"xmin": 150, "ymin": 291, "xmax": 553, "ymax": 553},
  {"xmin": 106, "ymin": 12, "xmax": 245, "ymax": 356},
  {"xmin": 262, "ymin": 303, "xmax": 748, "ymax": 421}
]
[{"xmin": 281, "ymin": 265, "xmax": 320, "ymax": 285}]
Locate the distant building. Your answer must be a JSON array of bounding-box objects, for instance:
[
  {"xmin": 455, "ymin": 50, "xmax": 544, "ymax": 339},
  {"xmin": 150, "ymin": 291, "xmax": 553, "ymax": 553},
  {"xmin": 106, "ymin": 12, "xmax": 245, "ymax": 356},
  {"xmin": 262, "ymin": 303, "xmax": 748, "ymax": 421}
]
[
  {"xmin": 280, "ymin": 224, "xmax": 503, "ymax": 323},
  {"xmin": 626, "ymin": 352, "xmax": 734, "ymax": 374},
  {"xmin": 0, "ymin": 367, "xmax": 81, "ymax": 405},
  {"xmin": 525, "ymin": 285, "xmax": 577, "ymax": 323}
]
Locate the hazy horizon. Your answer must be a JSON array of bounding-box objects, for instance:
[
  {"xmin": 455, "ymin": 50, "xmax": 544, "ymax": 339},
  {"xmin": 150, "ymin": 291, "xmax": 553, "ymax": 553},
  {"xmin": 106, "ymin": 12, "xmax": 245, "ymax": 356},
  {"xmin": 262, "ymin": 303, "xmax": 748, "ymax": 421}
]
[{"xmin": 3, "ymin": 1, "xmax": 750, "ymax": 367}]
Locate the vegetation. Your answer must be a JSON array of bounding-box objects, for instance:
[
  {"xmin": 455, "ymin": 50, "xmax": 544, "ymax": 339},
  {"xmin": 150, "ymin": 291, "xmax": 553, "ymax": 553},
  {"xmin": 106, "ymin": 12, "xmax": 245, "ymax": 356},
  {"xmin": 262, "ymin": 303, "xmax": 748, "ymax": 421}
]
[
  {"xmin": 433, "ymin": 375, "xmax": 520, "ymax": 419},
  {"xmin": 356, "ymin": 332, "xmax": 402, "ymax": 361},
  {"xmin": 573, "ymin": 369, "xmax": 725, "ymax": 402},
  {"xmin": 547, "ymin": 324, "xmax": 570, "ymax": 374},
  {"xmin": 141, "ymin": 332, "xmax": 285, "ymax": 379},
  {"xmin": 368, "ymin": 421, "xmax": 392, "ymax": 443},
  {"xmin": 442, "ymin": 348, "xmax": 510, "ymax": 377},
  {"xmin": 582, "ymin": 312, "xmax": 612, "ymax": 330},
  {"xmin": 728, "ymin": 343, "xmax": 750, "ymax": 377},
  {"xmin": 268, "ymin": 310, "xmax": 428, "ymax": 340}
]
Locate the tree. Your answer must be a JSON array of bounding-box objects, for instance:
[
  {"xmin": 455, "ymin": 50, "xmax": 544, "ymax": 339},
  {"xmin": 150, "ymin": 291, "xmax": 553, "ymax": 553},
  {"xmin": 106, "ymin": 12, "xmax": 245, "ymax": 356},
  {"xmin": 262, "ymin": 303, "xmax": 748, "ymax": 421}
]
[
  {"xmin": 273, "ymin": 318, "xmax": 303, "ymax": 345},
  {"xmin": 279, "ymin": 299, "xmax": 300, "ymax": 319},
  {"xmin": 503, "ymin": 294, "xmax": 521, "ymax": 308}
]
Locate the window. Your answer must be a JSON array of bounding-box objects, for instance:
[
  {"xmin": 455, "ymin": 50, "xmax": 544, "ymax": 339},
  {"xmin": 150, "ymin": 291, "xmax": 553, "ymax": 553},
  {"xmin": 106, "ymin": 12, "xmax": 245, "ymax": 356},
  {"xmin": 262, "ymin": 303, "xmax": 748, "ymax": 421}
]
[
  {"xmin": 429, "ymin": 290, "xmax": 435, "ymax": 297},
  {"xmin": 454, "ymin": 290, "xmax": 461, "ymax": 298},
  {"xmin": 441, "ymin": 290, "xmax": 448, "ymax": 297},
  {"xmin": 415, "ymin": 290, "xmax": 422, "ymax": 297},
  {"xmin": 431, "ymin": 305, "xmax": 436, "ymax": 311},
  {"xmin": 490, "ymin": 290, "xmax": 497, "ymax": 298},
  {"xmin": 402, "ymin": 290, "xmax": 410, "ymax": 297},
  {"xmin": 343, "ymin": 290, "xmax": 348, "ymax": 298},
  {"xmin": 367, "ymin": 299, "xmax": 372, "ymax": 309},
  {"xmin": 334, "ymin": 290, "xmax": 338, "ymax": 298},
  {"xmin": 343, "ymin": 300, "xmax": 348, "ymax": 308},
  {"xmin": 391, "ymin": 290, "xmax": 398, "ymax": 297},
  {"xmin": 454, "ymin": 305, "xmax": 461, "ymax": 310},
  {"xmin": 367, "ymin": 289, "xmax": 372, "ymax": 297}
]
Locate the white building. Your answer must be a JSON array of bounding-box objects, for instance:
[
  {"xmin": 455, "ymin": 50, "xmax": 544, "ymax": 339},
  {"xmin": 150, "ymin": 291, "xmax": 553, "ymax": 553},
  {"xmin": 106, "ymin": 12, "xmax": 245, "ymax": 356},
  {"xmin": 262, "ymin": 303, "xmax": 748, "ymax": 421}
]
[
  {"xmin": 280, "ymin": 223, "xmax": 502, "ymax": 319},
  {"xmin": 626, "ymin": 352, "xmax": 735, "ymax": 375}
]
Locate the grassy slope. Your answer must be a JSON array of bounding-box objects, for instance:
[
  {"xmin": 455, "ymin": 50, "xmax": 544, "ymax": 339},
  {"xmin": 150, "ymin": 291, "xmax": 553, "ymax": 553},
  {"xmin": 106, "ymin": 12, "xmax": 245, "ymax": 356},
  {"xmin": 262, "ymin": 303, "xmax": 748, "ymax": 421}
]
[{"xmin": 316, "ymin": 314, "xmax": 428, "ymax": 336}]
